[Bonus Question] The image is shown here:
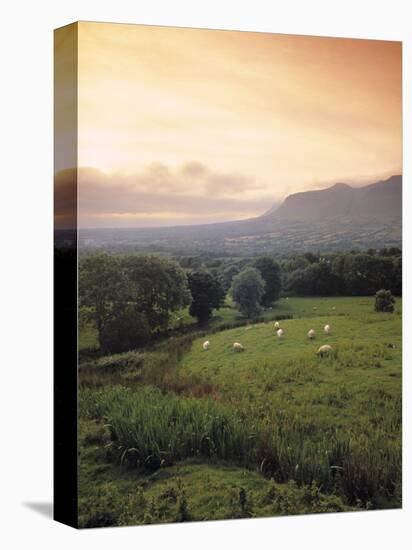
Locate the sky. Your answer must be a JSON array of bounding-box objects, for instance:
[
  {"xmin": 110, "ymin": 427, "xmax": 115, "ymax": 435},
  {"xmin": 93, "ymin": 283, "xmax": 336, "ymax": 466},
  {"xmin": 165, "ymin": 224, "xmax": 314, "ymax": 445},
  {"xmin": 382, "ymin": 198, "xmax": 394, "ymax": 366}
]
[{"xmin": 55, "ymin": 22, "xmax": 402, "ymax": 228}]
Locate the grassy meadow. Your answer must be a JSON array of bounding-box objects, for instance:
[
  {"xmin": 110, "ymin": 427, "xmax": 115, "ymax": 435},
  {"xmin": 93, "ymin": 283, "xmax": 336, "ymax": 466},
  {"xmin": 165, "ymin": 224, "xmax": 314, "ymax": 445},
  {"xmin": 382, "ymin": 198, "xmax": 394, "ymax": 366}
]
[{"xmin": 78, "ymin": 296, "xmax": 402, "ymax": 527}]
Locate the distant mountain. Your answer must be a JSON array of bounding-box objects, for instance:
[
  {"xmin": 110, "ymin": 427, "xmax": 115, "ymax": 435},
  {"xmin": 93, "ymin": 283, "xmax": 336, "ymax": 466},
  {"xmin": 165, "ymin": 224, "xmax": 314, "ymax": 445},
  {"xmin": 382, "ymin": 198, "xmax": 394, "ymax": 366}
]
[
  {"xmin": 267, "ymin": 175, "xmax": 401, "ymax": 223},
  {"xmin": 77, "ymin": 175, "xmax": 402, "ymax": 256}
]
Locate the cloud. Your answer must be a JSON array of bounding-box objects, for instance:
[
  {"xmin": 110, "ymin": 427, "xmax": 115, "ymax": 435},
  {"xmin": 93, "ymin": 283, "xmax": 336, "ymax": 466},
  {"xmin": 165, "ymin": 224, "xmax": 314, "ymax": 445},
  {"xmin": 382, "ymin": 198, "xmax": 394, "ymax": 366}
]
[{"xmin": 53, "ymin": 163, "xmax": 275, "ymax": 228}]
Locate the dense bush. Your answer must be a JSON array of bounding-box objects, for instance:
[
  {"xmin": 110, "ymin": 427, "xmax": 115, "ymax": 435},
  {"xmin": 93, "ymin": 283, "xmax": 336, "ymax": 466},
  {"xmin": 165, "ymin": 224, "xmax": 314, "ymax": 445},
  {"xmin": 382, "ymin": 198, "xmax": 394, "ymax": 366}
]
[
  {"xmin": 100, "ymin": 307, "xmax": 151, "ymax": 354},
  {"xmin": 375, "ymin": 289, "xmax": 395, "ymax": 312}
]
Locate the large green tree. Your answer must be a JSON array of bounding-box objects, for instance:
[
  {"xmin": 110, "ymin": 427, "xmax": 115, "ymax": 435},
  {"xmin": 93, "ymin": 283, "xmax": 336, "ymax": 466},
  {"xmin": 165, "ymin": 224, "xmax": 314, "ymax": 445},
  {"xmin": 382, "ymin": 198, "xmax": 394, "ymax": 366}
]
[
  {"xmin": 188, "ymin": 270, "xmax": 225, "ymax": 324},
  {"xmin": 79, "ymin": 253, "xmax": 192, "ymax": 351},
  {"xmin": 230, "ymin": 267, "xmax": 266, "ymax": 318},
  {"xmin": 253, "ymin": 256, "xmax": 282, "ymax": 305},
  {"xmin": 121, "ymin": 255, "xmax": 192, "ymax": 332}
]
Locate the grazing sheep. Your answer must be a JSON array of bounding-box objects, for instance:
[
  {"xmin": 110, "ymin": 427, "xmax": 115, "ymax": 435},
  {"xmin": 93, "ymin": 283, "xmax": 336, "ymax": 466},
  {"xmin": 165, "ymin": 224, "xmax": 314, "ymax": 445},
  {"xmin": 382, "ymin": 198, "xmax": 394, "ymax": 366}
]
[
  {"xmin": 233, "ymin": 342, "xmax": 244, "ymax": 352},
  {"xmin": 202, "ymin": 340, "xmax": 210, "ymax": 351},
  {"xmin": 307, "ymin": 329, "xmax": 316, "ymax": 339},
  {"xmin": 274, "ymin": 321, "xmax": 280, "ymax": 329},
  {"xmin": 317, "ymin": 344, "xmax": 333, "ymax": 357},
  {"xmin": 277, "ymin": 328, "xmax": 284, "ymax": 339},
  {"xmin": 324, "ymin": 324, "xmax": 331, "ymax": 335}
]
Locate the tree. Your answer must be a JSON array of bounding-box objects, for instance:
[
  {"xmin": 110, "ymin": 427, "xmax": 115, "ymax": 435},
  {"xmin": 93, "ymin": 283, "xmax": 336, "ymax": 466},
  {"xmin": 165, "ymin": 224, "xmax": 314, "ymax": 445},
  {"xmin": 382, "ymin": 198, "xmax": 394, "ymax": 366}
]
[
  {"xmin": 374, "ymin": 289, "xmax": 395, "ymax": 312},
  {"xmin": 220, "ymin": 264, "xmax": 241, "ymax": 293},
  {"xmin": 79, "ymin": 253, "xmax": 127, "ymax": 349},
  {"xmin": 253, "ymin": 257, "xmax": 282, "ymax": 305},
  {"xmin": 285, "ymin": 262, "xmax": 343, "ymax": 296},
  {"xmin": 188, "ymin": 270, "xmax": 225, "ymax": 324},
  {"xmin": 230, "ymin": 267, "xmax": 266, "ymax": 318},
  {"xmin": 333, "ymin": 254, "xmax": 394, "ymax": 296},
  {"xmin": 79, "ymin": 253, "xmax": 192, "ymax": 352},
  {"xmin": 282, "ymin": 255, "xmax": 310, "ymax": 273},
  {"xmin": 122, "ymin": 255, "xmax": 192, "ymax": 332},
  {"xmin": 100, "ymin": 306, "xmax": 151, "ymax": 354}
]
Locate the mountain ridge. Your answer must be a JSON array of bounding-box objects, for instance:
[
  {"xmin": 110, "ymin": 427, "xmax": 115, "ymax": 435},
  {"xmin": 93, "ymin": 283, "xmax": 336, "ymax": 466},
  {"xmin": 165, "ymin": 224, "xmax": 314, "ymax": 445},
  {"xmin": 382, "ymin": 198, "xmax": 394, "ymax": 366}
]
[{"xmin": 264, "ymin": 175, "xmax": 401, "ymax": 223}]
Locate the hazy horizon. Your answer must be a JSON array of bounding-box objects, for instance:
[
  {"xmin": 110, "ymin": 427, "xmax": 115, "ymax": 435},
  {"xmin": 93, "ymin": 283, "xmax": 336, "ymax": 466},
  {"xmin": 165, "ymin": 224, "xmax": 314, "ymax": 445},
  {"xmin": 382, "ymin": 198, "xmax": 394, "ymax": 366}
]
[{"xmin": 55, "ymin": 168, "xmax": 401, "ymax": 230}]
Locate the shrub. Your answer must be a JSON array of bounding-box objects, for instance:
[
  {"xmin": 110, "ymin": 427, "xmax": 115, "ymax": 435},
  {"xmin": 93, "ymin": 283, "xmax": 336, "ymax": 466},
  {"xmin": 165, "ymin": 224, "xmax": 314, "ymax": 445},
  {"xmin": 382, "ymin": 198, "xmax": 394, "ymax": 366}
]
[
  {"xmin": 100, "ymin": 307, "xmax": 151, "ymax": 354},
  {"xmin": 86, "ymin": 350, "xmax": 146, "ymax": 371},
  {"xmin": 374, "ymin": 289, "xmax": 395, "ymax": 312},
  {"xmin": 81, "ymin": 483, "xmax": 120, "ymax": 528},
  {"xmin": 79, "ymin": 351, "xmax": 145, "ymax": 387}
]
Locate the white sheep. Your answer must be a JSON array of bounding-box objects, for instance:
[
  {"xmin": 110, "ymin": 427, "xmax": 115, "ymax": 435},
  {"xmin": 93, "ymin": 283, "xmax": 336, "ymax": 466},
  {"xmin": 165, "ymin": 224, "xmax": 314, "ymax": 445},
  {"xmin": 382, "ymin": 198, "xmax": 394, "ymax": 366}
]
[
  {"xmin": 324, "ymin": 324, "xmax": 331, "ymax": 335},
  {"xmin": 317, "ymin": 344, "xmax": 333, "ymax": 357},
  {"xmin": 307, "ymin": 329, "xmax": 316, "ymax": 339},
  {"xmin": 202, "ymin": 340, "xmax": 210, "ymax": 351},
  {"xmin": 233, "ymin": 342, "xmax": 244, "ymax": 352},
  {"xmin": 277, "ymin": 328, "xmax": 284, "ymax": 338},
  {"xmin": 274, "ymin": 321, "xmax": 280, "ymax": 329}
]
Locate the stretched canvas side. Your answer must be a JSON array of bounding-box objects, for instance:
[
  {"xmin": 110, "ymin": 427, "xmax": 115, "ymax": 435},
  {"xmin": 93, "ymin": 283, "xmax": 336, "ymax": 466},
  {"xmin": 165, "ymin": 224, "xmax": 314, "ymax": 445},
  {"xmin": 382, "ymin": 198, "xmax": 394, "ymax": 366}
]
[{"xmin": 54, "ymin": 22, "xmax": 78, "ymax": 528}]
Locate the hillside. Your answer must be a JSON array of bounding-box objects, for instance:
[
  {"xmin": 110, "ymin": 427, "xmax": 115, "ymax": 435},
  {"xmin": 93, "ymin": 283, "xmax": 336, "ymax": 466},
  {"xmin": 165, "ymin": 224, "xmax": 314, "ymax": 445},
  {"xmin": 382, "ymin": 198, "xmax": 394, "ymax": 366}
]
[
  {"xmin": 269, "ymin": 175, "xmax": 401, "ymax": 223},
  {"xmin": 77, "ymin": 175, "xmax": 402, "ymax": 255}
]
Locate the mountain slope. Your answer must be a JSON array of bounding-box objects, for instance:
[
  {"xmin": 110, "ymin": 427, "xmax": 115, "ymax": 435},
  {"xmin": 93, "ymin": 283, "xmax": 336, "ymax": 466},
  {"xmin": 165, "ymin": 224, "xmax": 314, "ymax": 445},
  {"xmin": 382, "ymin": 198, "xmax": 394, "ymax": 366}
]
[{"xmin": 267, "ymin": 175, "xmax": 401, "ymax": 223}]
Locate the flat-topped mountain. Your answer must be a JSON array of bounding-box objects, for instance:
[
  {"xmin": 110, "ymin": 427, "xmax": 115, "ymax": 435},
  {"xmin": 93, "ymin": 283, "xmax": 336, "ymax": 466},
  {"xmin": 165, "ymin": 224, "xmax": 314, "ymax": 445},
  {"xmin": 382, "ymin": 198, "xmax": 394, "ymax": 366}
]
[{"xmin": 76, "ymin": 175, "xmax": 402, "ymax": 255}]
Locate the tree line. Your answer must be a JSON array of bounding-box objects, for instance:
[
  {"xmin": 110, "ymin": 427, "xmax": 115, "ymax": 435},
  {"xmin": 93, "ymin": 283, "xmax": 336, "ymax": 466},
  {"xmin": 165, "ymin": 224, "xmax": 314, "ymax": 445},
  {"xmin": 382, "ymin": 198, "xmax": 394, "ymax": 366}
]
[{"xmin": 202, "ymin": 248, "xmax": 401, "ymax": 299}]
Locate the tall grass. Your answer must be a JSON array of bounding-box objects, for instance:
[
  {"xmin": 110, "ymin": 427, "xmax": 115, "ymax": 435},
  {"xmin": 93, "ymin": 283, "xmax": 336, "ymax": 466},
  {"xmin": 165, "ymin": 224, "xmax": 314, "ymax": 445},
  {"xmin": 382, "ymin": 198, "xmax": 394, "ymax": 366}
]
[
  {"xmin": 80, "ymin": 386, "xmax": 259, "ymax": 469},
  {"xmin": 80, "ymin": 385, "xmax": 401, "ymax": 506}
]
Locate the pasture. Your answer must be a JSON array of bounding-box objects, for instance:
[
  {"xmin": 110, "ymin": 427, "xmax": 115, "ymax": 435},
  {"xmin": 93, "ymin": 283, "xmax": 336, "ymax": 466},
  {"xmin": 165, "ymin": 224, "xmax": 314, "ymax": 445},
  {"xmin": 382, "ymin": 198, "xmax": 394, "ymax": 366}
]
[
  {"xmin": 79, "ymin": 295, "xmax": 394, "ymax": 351},
  {"xmin": 78, "ymin": 296, "xmax": 402, "ymax": 527}
]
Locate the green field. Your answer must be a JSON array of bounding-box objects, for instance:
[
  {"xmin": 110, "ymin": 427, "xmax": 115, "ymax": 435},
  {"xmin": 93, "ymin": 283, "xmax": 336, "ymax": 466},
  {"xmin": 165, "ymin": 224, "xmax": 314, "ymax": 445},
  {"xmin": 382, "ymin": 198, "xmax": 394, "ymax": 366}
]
[
  {"xmin": 79, "ymin": 296, "xmax": 395, "ymax": 351},
  {"xmin": 78, "ymin": 296, "xmax": 402, "ymax": 527}
]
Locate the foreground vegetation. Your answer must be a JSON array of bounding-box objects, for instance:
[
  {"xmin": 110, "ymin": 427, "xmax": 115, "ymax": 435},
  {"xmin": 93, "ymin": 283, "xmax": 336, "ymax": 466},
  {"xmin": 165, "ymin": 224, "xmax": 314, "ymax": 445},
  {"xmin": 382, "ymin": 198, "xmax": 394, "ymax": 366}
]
[{"xmin": 78, "ymin": 296, "xmax": 402, "ymax": 527}]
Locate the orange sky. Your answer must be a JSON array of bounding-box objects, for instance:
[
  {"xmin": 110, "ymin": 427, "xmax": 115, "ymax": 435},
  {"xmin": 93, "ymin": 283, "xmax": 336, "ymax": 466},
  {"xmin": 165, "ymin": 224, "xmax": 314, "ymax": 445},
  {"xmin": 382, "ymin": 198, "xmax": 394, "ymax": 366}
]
[{"xmin": 55, "ymin": 22, "xmax": 402, "ymax": 228}]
